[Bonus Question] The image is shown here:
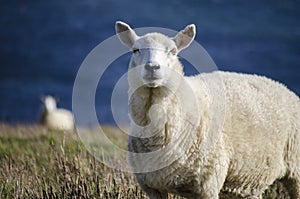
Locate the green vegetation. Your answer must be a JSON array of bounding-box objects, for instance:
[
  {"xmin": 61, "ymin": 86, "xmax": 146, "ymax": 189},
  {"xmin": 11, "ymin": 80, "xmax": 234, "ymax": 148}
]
[{"xmin": 0, "ymin": 124, "xmax": 289, "ymax": 198}]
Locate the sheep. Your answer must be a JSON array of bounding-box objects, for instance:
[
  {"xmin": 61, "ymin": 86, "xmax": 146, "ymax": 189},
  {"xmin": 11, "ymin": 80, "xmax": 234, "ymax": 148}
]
[
  {"xmin": 39, "ymin": 95, "xmax": 74, "ymax": 131},
  {"xmin": 115, "ymin": 21, "xmax": 300, "ymax": 199}
]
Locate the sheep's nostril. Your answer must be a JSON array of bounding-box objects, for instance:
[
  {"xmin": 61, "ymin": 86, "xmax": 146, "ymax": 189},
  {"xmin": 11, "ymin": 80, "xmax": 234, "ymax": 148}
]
[
  {"xmin": 153, "ymin": 64, "xmax": 160, "ymax": 70},
  {"xmin": 145, "ymin": 64, "xmax": 151, "ymax": 71},
  {"xmin": 145, "ymin": 63, "xmax": 160, "ymax": 71}
]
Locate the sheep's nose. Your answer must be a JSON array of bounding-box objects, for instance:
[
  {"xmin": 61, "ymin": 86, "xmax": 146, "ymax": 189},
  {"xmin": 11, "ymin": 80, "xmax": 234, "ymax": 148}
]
[{"xmin": 145, "ymin": 62, "xmax": 160, "ymax": 71}]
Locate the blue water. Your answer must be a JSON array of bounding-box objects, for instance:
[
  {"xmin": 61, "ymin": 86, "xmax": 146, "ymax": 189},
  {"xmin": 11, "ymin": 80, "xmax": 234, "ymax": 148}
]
[{"xmin": 0, "ymin": 0, "xmax": 299, "ymax": 124}]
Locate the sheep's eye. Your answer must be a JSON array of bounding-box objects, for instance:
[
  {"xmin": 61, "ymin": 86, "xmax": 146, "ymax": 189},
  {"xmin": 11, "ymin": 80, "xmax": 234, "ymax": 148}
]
[
  {"xmin": 132, "ymin": 48, "xmax": 140, "ymax": 54},
  {"xmin": 170, "ymin": 48, "xmax": 177, "ymax": 55}
]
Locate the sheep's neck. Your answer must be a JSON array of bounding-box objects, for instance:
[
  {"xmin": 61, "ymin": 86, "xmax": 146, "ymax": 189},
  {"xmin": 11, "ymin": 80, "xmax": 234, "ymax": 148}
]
[
  {"xmin": 129, "ymin": 86, "xmax": 179, "ymax": 149},
  {"xmin": 130, "ymin": 87, "xmax": 175, "ymax": 125}
]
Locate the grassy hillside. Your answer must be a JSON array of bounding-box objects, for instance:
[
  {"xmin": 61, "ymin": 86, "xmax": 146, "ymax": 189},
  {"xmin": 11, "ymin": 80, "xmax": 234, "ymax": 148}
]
[{"xmin": 0, "ymin": 124, "xmax": 289, "ymax": 198}]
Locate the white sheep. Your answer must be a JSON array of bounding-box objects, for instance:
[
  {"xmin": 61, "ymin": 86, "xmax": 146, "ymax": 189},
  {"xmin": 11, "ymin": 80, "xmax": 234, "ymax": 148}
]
[
  {"xmin": 39, "ymin": 95, "xmax": 74, "ymax": 131},
  {"xmin": 116, "ymin": 21, "xmax": 300, "ymax": 199}
]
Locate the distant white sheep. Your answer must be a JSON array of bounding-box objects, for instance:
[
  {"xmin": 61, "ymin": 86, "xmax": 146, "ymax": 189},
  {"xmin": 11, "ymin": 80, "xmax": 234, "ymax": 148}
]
[
  {"xmin": 116, "ymin": 21, "xmax": 300, "ymax": 199},
  {"xmin": 39, "ymin": 95, "xmax": 74, "ymax": 131}
]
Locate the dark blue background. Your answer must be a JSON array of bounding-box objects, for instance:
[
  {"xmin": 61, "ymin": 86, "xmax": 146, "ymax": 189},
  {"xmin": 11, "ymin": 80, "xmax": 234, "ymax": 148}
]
[{"xmin": 0, "ymin": 0, "xmax": 299, "ymax": 124}]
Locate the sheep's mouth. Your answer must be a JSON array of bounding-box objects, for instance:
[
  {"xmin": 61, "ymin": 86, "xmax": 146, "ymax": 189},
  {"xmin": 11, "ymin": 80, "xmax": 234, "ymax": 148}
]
[
  {"xmin": 143, "ymin": 75, "xmax": 163, "ymax": 87},
  {"xmin": 143, "ymin": 75, "xmax": 161, "ymax": 80}
]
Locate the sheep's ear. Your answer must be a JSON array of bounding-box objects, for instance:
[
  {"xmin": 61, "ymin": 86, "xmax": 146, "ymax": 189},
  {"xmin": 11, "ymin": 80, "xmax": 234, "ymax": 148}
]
[
  {"xmin": 115, "ymin": 21, "xmax": 139, "ymax": 48},
  {"xmin": 54, "ymin": 96, "xmax": 60, "ymax": 103},
  {"xmin": 40, "ymin": 96, "xmax": 45, "ymax": 103},
  {"xmin": 174, "ymin": 24, "xmax": 196, "ymax": 51}
]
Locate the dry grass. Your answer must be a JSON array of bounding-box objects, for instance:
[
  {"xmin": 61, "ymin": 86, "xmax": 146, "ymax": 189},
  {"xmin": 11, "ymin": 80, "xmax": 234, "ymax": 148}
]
[
  {"xmin": 0, "ymin": 124, "xmax": 289, "ymax": 198},
  {"xmin": 0, "ymin": 124, "xmax": 145, "ymax": 198}
]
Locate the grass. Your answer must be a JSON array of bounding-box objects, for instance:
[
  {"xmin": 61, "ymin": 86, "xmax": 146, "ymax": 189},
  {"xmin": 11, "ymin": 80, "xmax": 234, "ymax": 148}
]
[
  {"xmin": 0, "ymin": 124, "xmax": 146, "ymax": 199},
  {"xmin": 0, "ymin": 124, "xmax": 290, "ymax": 198}
]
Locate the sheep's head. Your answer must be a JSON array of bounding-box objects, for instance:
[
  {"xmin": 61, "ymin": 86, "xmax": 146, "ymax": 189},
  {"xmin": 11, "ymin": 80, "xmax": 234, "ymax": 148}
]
[
  {"xmin": 41, "ymin": 95, "xmax": 57, "ymax": 112},
  {"xmin": 116, "ymin": 21, "xmax": 196, "ymax": 88}
]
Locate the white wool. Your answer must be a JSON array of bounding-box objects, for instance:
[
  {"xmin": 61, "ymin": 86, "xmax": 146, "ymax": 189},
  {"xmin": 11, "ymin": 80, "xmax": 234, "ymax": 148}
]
[
  {"xmin": 116, "ymin": 21, "xmax": 300, "ymax": 199},
  {"xmin": 39, "ymin": 96, "xmax": 74, "ymax": 131}
]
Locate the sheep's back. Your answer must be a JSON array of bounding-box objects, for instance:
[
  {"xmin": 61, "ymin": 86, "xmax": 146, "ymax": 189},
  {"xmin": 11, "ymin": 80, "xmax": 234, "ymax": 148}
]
[
  {"xmin": 41, "ymin": 109, "xmax": 74, "ymax": 131},
  {"xmin": 195, "ymin": 71, "xmax": 300, "ymax": 194}
]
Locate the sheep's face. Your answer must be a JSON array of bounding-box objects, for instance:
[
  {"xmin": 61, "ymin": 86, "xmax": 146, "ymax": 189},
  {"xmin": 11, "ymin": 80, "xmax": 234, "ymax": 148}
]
[
  {"xmin": 130, "ymin": 34, "xmax": 179, "ymax": 87},
  {"xmin": 116, "ymin": 21, "xmax": 195, "ymax": 88},
  {"xmin": 41, "ymin": 96, "xmax": 57, "ymax": 111}
]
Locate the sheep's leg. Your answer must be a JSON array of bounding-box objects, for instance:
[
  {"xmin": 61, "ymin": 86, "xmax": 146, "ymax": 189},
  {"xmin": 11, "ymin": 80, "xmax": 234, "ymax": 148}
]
[
  {"xmin": 284, "ymin": 122, "xmax": 300, "ymax": 198},
  {"xmin": 139, "ymin": 184, "xmax": 167, "ymax": 199},
  {"xmin": 199, "ymin": 155, "xmax": 229, "ymax": 199},
  {"xmin": 199, "ymin": 188, "xmax": 219, "ymax": 199},
  {"xmin": 144, "ymin": 189, "xmax": 167, "ymax": 199},
  {"xmin": 199, "ymin": 174, "xmax": 225, "ymax": 199},
  {"xmin": 188, "ymin": 195, "xmax": 203, "ymax": 199},
  {"xmin": 282, "ymin": 177, "xmax": 300, "ymax": 199},
  {"xmin": 147, "ymin": 191, "xmax": 168, "ymax": 199},
  {"xmin": 292, "ymin": 182, "xmax": 300, "ymax": 199},
  {"xmin": 290, "ymin": 181, "xmax": 300, "ymax": 199},
  {"xmin": 282, "ymin": 155, "xmax": 300, "ymax": 198}
]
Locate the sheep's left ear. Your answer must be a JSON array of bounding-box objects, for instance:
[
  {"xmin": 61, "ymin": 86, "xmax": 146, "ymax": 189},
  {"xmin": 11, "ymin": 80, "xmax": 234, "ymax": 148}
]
[{"xmin": 174, "ymin": 24, "xmax": 196, "ymax": 51}]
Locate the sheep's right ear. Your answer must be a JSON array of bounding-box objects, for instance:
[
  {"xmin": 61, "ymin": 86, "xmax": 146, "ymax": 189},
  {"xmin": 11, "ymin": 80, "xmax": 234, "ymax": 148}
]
[
  {"xmin": 54, "ymin": 96, "xmax": 60, "ymax": 103},
  {"xmin": 40, "ymin": 96, "xmax": 45, "ymax": 103},
  {"xmin": 115, "ymin": 21, "xmax": 139, "ymax": 48}
]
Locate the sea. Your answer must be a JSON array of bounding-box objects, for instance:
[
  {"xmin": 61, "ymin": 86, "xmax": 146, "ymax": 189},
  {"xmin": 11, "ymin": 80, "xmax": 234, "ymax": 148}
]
[{"xmin": 0, "ymin": 0, "xmax": 299, "ymax": 125}]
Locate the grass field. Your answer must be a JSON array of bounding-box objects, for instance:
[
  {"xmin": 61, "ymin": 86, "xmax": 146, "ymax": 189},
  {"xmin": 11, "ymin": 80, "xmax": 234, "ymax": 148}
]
[{"xmin": 0, "ymin": 124, "xmax": 289, "ymax": 198}]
